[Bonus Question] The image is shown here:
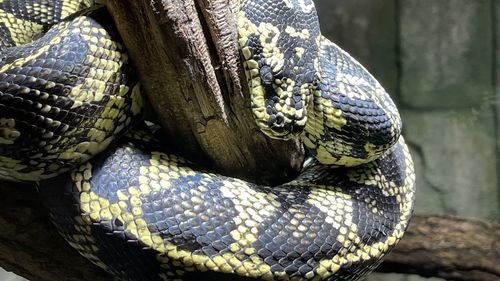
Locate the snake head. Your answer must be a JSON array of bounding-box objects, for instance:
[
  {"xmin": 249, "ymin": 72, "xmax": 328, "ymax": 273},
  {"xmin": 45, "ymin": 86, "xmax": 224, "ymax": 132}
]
[{"xmin": 237, "ymin": 0, "xmax": 320, "ymax": 139}]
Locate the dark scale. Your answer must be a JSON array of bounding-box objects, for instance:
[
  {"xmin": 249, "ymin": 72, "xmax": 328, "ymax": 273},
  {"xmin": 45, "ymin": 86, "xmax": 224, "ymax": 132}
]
[
  {"xmin": 251, "ymin": 185, "xmax": 343, "ymax": 278},
  {"xmin": 374, "ymin": 142, "xmax": 407, "ymax": 187},
  {"xmin": 330, "ymin": 258, "xmax": 385, "ymax": 281},
  {"xmin": 39, "ymin": 143, "xmax": 164, "ymax": 281},
  {"xmin": 144, "ymin": 176, "xmax": 240, "ymax": 254},
  {"xmin": 0, "ymin": 7, "xmax": 141, "ymax": 181},
  {"xmin": 0, "ymin": 22, "xmax": 15, "ymax": 50},
  {"xmin": 306, "ymin": 40, "xmax": 404, "ymax": 165},
  {"xmin": 347, "ymin": 184, "xmax": 400, "ymax": 245},
  {"xmin": 0, "ymin": 0, "xmax": 80, "ymax": 27}
]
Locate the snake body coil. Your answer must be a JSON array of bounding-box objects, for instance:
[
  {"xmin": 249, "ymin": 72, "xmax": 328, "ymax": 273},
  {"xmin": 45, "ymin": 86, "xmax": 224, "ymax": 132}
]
[
  {"xmin": 0, "ymin": 1, "xmax": 416, "ymax": 280},
  {"xmin": 0, "ymin": 3, "xmax": 142, "ymax": 181}
]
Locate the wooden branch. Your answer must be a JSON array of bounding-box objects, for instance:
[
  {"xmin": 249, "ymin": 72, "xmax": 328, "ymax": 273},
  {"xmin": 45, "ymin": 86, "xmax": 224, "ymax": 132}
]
[
  {"xmin": 379, "ymin": 215, "xmax": 500, "ymax": 281},
  {"xmin": 105, "ymin": 0, "xmax": 303, "ymax": 185},
  {"xmin": 0, "ymin": 1, "xmax": 498, "ymax": 281},
  {"xmin": 0, "ymin": 183, "xmax": 112, "ymax": 281}
]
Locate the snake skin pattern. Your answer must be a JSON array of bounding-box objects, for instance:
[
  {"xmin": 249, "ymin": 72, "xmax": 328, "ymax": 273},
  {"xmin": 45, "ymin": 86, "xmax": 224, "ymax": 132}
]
[
  {"xmin": 236, "ymin": 0, "xmax": 401, "ymax": 166},
  {"xmin": 0, "ymin": 4, "xmax": 142, "ymax": 181},
  {"xmin": 0, "ymin": 0, "xmax": 416, "ymax": 280}
]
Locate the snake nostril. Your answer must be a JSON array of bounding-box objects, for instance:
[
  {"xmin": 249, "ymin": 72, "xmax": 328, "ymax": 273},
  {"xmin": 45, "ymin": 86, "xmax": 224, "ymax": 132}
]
[{"xmin": 113, "ymin": 218, "xmax": 123, "ymax": 228}]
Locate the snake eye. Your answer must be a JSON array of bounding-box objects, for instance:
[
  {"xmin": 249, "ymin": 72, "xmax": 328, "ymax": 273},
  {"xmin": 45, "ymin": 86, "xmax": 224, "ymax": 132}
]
[{"xmin": 260, "ymin": 65, "xmax": 273, "ymax": 85}]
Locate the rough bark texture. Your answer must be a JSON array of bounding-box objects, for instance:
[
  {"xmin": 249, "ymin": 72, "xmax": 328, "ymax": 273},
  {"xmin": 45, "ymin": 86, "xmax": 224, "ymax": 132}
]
[
  {"xmin": 0, "ymin": 183, "xmax": 112, "ymax": 281},
  {"xmin": 105, "ymin": 0, "xmax": 303, "ymax": 185},
  {"xmin": 378, "ymin": 215, "xmax": 500, "ymax": 281},
  {"xmin": 0, "ymin": 1, "xmax": 499, "ymax": 281}
]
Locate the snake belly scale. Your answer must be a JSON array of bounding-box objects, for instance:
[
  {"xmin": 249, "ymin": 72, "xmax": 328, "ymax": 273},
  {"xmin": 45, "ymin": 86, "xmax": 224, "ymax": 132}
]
[{"xmin": 0, "ymin": 1, "xmax": 416, "ymax": 281}]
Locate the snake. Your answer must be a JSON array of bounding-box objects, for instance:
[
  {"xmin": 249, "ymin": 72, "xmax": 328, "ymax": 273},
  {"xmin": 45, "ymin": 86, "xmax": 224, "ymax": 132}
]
[{"xmin": 0, "ymin": 0, "xmax": 416, "ymax": 280}]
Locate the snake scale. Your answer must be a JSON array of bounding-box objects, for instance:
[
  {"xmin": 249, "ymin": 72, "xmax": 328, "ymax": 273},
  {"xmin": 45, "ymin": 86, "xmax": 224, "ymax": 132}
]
[{"xmin": 0, "ymin": 0, "xmax": 416, "ymax": 280}]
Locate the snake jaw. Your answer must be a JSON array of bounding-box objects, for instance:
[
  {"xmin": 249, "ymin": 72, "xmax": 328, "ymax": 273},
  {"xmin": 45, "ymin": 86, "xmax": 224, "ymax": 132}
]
[{"xmin": 240, "ymin": 36, "xmax": 310, "ymax": 139}]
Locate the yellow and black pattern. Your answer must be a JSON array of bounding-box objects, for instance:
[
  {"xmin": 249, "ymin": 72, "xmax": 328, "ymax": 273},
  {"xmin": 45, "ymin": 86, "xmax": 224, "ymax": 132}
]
[
  {"xmin": 237, "ymin": 0, "xmax": 403, "ymax": 167},
  {"xmin": 1, "ymin": 0, "xmax": 416, "ymax": 280},
  {"xmin": 237, "ymin": 0, "xmax": 320, "ymax": 138},
  {"xmin": 0, "ymin": 0, "xmax": 93, "ymax": 50},
  {"xmin": 40, "ymin": 130, "xmax": 415, "ymax": 281},
  {"xmin": 0, "ymin": 4, "xmax": 142, "ymax": 181},
  {"xmin": 303, "ymin": 38, "xmax": 402, "ymax": 166}
]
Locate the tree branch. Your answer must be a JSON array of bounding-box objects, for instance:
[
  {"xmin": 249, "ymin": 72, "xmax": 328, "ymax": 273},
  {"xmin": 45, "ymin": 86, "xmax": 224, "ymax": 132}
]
[
  {"xmin": 105, "ymin": 0, "xmax": 303, "ymax": 185},
  {"xmin": 378, "ymin": 215, "xmax": 500, "ymax": 281},
  {"xmin": 0, "ymin": 183, "xmax": 112, "ymax": 281}
]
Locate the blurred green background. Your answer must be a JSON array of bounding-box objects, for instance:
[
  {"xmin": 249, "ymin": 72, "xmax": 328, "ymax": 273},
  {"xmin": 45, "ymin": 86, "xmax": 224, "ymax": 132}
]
[{"xmin": 2, "ymin": 0, "xmax": 498, "ymax": 280}]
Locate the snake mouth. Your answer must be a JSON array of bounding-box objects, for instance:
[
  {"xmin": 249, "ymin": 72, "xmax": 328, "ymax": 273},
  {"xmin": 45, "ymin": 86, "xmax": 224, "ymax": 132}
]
[
  {"xmin": 247, "ymin": 76, "xmax": 310, "ymax": 139},
  {"xmin": 259, "ymin": 96, "xmax": 307, "ymax": 139},
  {"xmin": 258, "ymin": 115, "xmax": 304, "ymax": 140}
]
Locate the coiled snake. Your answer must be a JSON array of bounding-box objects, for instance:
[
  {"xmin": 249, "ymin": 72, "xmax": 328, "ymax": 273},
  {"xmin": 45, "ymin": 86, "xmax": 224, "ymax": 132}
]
[{"xmin": 0, "ymin": 0, "xmax": 416, "ymax": 280}]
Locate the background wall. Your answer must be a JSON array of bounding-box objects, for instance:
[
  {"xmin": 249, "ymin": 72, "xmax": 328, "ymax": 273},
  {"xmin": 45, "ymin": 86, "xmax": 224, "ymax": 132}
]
[{"xmin": 314, "ymin": 0, "xmax": 500, "ymax": 280}]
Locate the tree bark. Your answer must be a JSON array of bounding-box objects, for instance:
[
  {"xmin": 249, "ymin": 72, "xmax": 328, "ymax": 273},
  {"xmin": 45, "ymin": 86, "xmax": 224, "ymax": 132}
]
[
  {"xmin": 378, "ymin": 215, "xmax": 500, "ymax": 281},
  {"xmin": 0, "ymin": 183, "xmax": 112, "ymax": 281},
  {"xmin": 105, "ymin": 0, "xmax": 303, "ymax": 185},
  {"xmin": 0, "ymin": 1, "xmax": 499, "ymax": 281}
]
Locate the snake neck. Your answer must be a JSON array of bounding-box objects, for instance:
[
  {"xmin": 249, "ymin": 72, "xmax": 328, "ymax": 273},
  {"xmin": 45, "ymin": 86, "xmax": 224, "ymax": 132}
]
[{"xmin": 302, "ymin": 38, "xmax": 402, "ymax": 166}]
